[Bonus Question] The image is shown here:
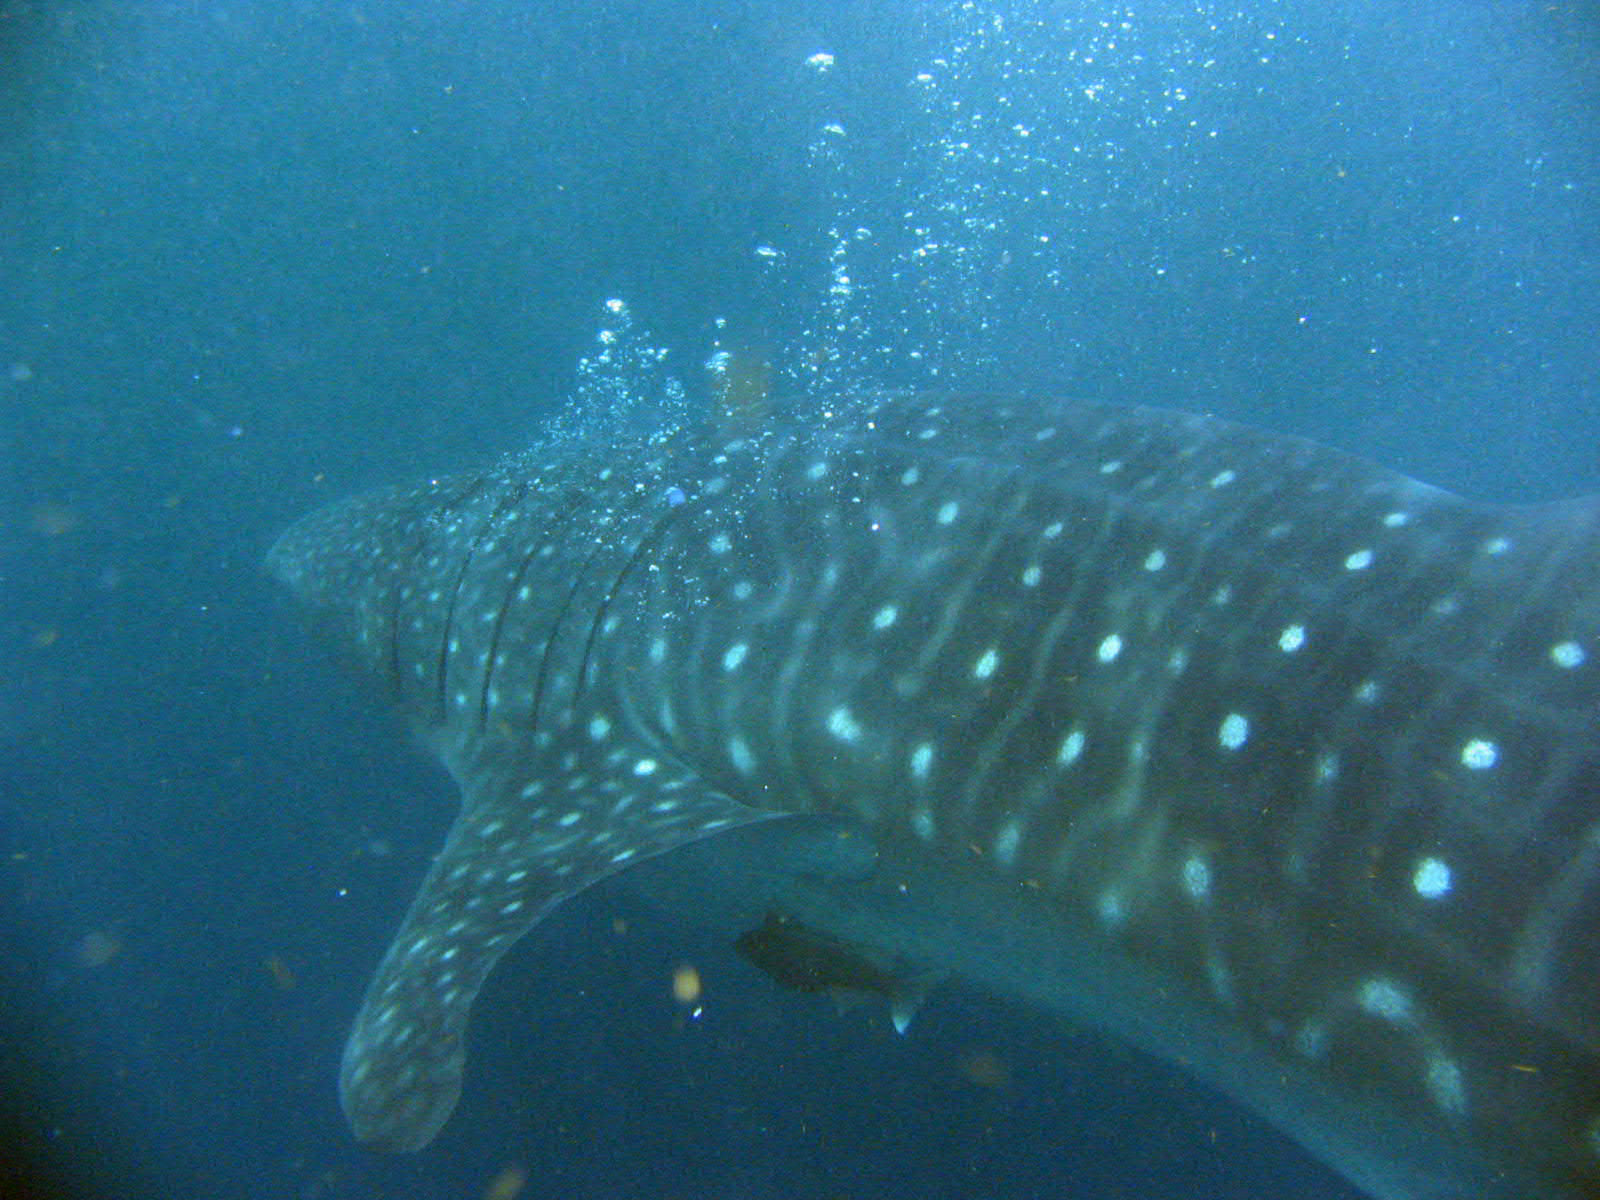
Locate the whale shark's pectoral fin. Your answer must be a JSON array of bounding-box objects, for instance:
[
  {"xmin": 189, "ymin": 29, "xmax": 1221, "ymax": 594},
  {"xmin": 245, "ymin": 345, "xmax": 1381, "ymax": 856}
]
[{"xmin": 338, "ymin": 742, "xmax": 780, "ymax": 1153}]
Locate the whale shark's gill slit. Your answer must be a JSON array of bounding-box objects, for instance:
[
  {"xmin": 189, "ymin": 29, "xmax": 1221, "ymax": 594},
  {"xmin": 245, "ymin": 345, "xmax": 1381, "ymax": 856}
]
[
  {"xmin": 388, "ymin": 476, "xmax": 493, "ymax": 699},
  {"xmin": 434, "ymin": 481, "xmax": 529, "ymax": 722},
  {"xmin": 479, "ymin": 488, "xmax": 586, "ymax": 731},
  {"xmin": 528, "ymin": 535, "xmax": 606, "ymax": 736},
  {"xmin": 575, "ymin": 502, "xmax": 689, "ymax": 697},
  {"xmin": 526, "ymin": 484, "xmax": 659, "ymax": 735}
]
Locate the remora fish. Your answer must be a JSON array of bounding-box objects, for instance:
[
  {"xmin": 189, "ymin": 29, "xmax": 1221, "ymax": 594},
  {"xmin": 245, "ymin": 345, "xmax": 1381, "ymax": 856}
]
[{"xmin": 268, "ymin": 392, "xmax": 1600, "ymax": 1199}]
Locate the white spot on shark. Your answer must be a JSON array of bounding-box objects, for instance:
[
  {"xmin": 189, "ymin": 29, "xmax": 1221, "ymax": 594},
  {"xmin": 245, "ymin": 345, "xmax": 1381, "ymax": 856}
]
[
  {"xmin": 1383, "ymin": 511, "xmax": 1411, "ymax": 528},
  {"xmin": 709, "ymin": 532, "xmax": 733, "ymax": 554},
  {"xmin": 1425, "ymin": 1055, "xmax": 1467, "ymax": 1114},
  {"xmin": 1550, "ymin": 641, "xmax": 1585, "ymax": 669},
  {"xmin": 633, "ymin": 758, "xmax": 659, "ymax": 777},
  {"xmin": 588, "ymin": 715, "xmax": 611, "ymax": 741},
  {"xmin": 872, "ymin": 605, "xmax": 899, "ymax": 630},
  {"xmin": 1021, "ymin": 564, "xmax": 1042, "ymax": 587},
  {"xmin": 993, "ymin": 820, "xmax": 1022, "ymax": 865},
  {"xmin": 1057, "ymin": 728, "xmax": 1086, "ymax": 766},
  {"xmin": 1181, "ymin": 856, "xmax": 1211, "ymax": 900},
  {"xmin": 973, "ymin": 648, "xmax": 999, "ymax": 679},
  {"xmin": 1210, "ymin": 469, "xmax": 1237, "ymax": 488},
  {"xmin": 1413, "ymin": 857, "xmax": 1452, "ymax": 899},
  {"xmin": 1218, "ymin": 713, "xmax": 1249, "ymax": 750},
  {"xmin": 722, "ymin": 643, "xmax": 749, "ymax": 671},
  {"xmin": 900, "ymin": 467, "xmax": 921, "ymax": 486},
  {"xmin": 1461, "ymin": 739, "xmax": 1498, "ymax": 769},
  {"xmin": 1278, "ymin": 624, "xmax": 1306, "ymax": 652},
  {"xmin": 1359, "ymin": 978, "xmax": 1413, "ymax": 1023},
  {"xmin": 1143, "ymin": 549, "xmax": 1167, "ymax": 571},
  {"xmin": 1096, "ymin": 634, "xmax": 1123, "ymax": 663},
  {"xmin": 1344, "ymin": 548, "xmax": 1374, "ymax": 571},
  {"xmin": 827, "ymin": 706, "xmax": 862, "ymax": 743},
  {"xmin": 909, "ymin": 742, "xmax": 934, "ymax": 779},
  {"xmin": 936, "ymin": 501, "xmax": 960, "ymax": 525},
  {"xmin": 728, "ymin": 737, "xmax": 756, "ymax": 775}
]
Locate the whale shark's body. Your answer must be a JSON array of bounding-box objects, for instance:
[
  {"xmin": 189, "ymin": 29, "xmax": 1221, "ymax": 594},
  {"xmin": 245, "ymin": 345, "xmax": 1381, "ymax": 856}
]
[{"xmin": 269, "ymin": 392, "xmax": 1600, "ymax": 1199}]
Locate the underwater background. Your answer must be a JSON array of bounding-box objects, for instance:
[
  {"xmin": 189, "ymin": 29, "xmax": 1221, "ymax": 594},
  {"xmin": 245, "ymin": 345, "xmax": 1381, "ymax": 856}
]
[{"xmin": 3, "ymin": 2, "xmax": 1597, "ymax": 1197}]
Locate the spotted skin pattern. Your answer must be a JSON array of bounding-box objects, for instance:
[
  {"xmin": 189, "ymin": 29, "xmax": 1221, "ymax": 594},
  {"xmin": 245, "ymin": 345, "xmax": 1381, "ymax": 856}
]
[{"xmin": 270, "ymin": 393, "xmax": 1600, "ymax": 1196}]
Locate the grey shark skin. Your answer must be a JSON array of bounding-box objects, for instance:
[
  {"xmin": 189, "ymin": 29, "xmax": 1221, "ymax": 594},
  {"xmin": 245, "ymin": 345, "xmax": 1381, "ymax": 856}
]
[{"xmin": 269, "ymin": 392, "xmax": 1600, "ymax": 1199}]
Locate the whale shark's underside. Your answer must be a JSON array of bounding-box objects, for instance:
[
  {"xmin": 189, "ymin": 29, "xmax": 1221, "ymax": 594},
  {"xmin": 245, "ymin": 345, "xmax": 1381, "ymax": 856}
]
[{"xmin": 269, "ymin": 392, "xmax": 1600, "ymax": 1199}]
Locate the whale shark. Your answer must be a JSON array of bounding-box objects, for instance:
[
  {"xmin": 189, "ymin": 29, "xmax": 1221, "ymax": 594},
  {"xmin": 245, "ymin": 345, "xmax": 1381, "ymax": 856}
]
[{"xmin": 268, "ymin": 392, "xmax": 1600, "ymax": 1199}]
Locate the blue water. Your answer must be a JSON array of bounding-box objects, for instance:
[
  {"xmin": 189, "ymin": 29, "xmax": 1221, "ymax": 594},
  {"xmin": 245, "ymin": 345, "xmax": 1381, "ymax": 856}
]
[{"xmin": 3, "ymin": 2, "xmax": 1596, "ymax": 1197}]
